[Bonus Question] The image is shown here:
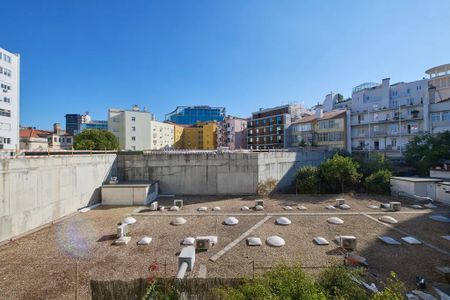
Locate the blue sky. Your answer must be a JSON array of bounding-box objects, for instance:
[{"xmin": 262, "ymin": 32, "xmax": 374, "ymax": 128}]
[{"xmin": 4, "ymin": 0, "xmax": 450, "ymax": 129}]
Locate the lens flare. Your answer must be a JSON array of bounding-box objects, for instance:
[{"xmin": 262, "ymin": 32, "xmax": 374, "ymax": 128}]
[{"xmin": 55, "ymin": 218, "xmax": 97, "ymax": 259}]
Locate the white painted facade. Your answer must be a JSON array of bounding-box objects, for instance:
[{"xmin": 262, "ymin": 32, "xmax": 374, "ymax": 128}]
[
  {"xmin": 150, "ymin": 120, "xmax": 174, "ymax": 150},
  {"xmin": 426, "ymin": 63, "xmax": 450, "ymax": 103},
  {"xmin": 108, "ymin": 106, "xmax": 155, "ymax": 151},
  {"xmin": 350, "ymin": 78, "xmax": 428, "ymax": 153},
  {"xmin": 0, "ymin": 47, "xmax": 20, "ymax": 151}
]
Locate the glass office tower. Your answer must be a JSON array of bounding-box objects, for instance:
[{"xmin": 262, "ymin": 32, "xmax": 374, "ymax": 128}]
[{"xmin": 165, "ymin": 106, "xmax": 225, "ymax": 125}]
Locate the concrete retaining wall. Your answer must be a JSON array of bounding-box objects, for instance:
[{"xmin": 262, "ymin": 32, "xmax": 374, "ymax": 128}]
[
  {"xmin": 0, "ymin": 154, "xmax": 117, "ymax": 242},
  {"xmin": 117, "ymin": 151, "xmax": 329, "ymax": 195}
]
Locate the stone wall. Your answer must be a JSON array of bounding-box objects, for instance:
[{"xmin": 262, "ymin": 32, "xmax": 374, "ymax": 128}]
[{"xmin": 0, "ymin": 154, "xmax": 117, "ymax": 242}]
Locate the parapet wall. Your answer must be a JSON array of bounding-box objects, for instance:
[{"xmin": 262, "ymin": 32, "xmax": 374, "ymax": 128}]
[
  {"xmin": 117, "ymin": 151, "xmax": 329, "ymax": 195},
  {"xmin": 0, "ymin": 154, "xmax": 117, "ymax": 242}
]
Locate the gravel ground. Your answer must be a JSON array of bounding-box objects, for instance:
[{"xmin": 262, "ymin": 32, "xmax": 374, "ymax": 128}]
[{"xmin": 0, "ymin": 194, "xmax": 449, "ymax": 299}]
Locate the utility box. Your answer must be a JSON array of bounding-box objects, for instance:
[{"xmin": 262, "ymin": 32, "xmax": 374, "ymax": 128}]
[
  {"xmin": 196, "ymin": 238, "xmax": 211, "ymax": 250},
  {"xmin": 149, "ymin": 201, "xmax": 158, "ymax": 211},
  {"xmin": 336, "ymin": 235, "xmax": 357, "ymax": 251},
  {"xmin": 255, "ymin": 200, "xmax": 264, "ymax": 207},
  {"xmin": 389, "ymin": 202, "xmax": 401, "ymax": 212},
  {"xmin": 174, "ymin": 199, "xmax": 184, "ymax": 208},
  {"xmin": 336, "ymin": 198, "xmax": 345, "ymax": 206}
]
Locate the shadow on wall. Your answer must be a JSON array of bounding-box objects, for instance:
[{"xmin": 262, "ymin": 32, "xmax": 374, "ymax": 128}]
[
  {"xmin": 88, "ymin": 158, "xmax": 118, "ymax": 206},
  {"xmin": 261, "ymin": 150, "xmax": 333, "ymax": 194}
]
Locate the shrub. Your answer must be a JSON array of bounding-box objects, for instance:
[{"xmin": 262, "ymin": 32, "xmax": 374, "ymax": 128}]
[
  {"xmin": 317, "ymin": 265, "xmax": 368, "ymax": 300},
  {"xmin": 294, "ymin": 166, "xmax": 319, "ymax": 194},
  {"xmin": 319, "ymin": 154, "xmax": 362, "ymax": 193},
  {"xmin": 371, "ymin": 272, "xmax": 405, "ymax": 300},
  {"xmin": 256, "ymin": 178, "xmax": 278, "ymax": 198},
  {"xmin": 215, "ymin": 262, "xmax": 326, "ymax": 300},
  {"xmin": 365, "ymin": 169, "xmax": 392, "ymax": 194}
]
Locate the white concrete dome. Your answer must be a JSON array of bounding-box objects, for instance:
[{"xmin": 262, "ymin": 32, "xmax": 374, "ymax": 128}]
[
  {"xmin": 212, "ymin": 206, "xmax": 221, "ymax": 211},
  {"xmin": 298, "ymin": 205, "xmax": 307, "ymax": 210},
  {"xmin": 283, "ymin": 206, "xmax": 293, "ymax": 210},
  {"xmin": 171, "ymin": 217, "xmax": 187, "ymax": 225},
  {"xmin": 266, "ymin": 236, "xmax": 285, "ymax": 247},
  {"xmin": 224, "ymin": 217, "xmax": 239, "ymax": 225},
  {"xmin": 327, "ymin": 217, "xmax": 344, "ymax": 225},
  {"xmin": 123, "ymin": 217, "xmax": 136, "ymax": 225},
  {"xmin": 255, "ymin": 205, "xmax": 264, "ymax": 211},
  {"xmin": 241, "ymin": 206, "xmax": 250, "ymax": 211},
  {"xmin": 368, "ymin": 205, "xmax": 379, "ymax": 209},
  {"xmin": 378, "ymin": 216, "xmax": 398, "ymax": 224},
  {"xmin": 326, "ymin": 205, "xmax": 337, "ymax": 210},
  {"xmin": 339, "ymin": 204, "xmax": 351, "ymax": 210},
  {"xmin": 197, "ymin": 207, "xmax": 207, "ymax": 212},
  {"xmin": 169, "ymin": 206, "xmax": 180, "ymax": 211},
  {"xmin": 276, "ymin": 217, "xmax": 291, "ymax": 226}
]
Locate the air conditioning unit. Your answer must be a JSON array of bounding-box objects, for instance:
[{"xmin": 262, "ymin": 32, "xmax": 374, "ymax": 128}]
[
  {"xmin": 336, "ymin": 235, "xmax": 357, "ymax": 251},
  {"xmin": 389, "ymin": 202, "xmax": 401, "ymax": 212},
  {"xmin": 255, "ymin": 200, "xmax": 264, "ymax": 207},
  {"xmin": 174, "ymin": 199, "xmax": 184, "ymax": 208},
  {"xmin": 336, "ymin": 198, "xmax": 345, "ymax": 206},
  {"xmin": 117, "ymin": 223, "xmax": 129, "ymax": 238},
  {"xmin": 149, "ymin": 201, "xmax": 158, "ymax": 211},
  {"xmin": 109, "ymin": 177, "xmax": 118, "ymax": 184},
  {"xmin": 195, "ymin": 238, "xmax": 211, "ymax": 250}
]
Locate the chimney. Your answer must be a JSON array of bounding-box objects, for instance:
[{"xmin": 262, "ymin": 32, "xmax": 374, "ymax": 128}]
[
  {"xmin": 53, "ymin": 123, "xmax": 61, "ymax": 134},
  {"xmin": 316, "ymin": 108, "xmax": 323, "ymax": 118}
]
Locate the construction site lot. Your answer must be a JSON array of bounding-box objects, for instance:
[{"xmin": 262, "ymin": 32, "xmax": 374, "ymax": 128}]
[{"xmin": 0, "ymin": 194, "xmax": 449, "ymax": 300}]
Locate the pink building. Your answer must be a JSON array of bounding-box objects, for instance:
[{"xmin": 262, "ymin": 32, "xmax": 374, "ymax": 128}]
[{"xmin": 218, "ymin": 116, "xmax": 248, "ymax": 150}]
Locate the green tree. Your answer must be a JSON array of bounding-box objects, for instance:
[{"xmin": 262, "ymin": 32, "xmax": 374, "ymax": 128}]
[
  {"xmin": 74, "ymin": 129, "xmax": 119, "ymax": 150},
  {"xmin": 317, "ymin": 265, "xmax": 368, "ymax": 300},
  {"xmin": 295, "ymin": 166, "xmax": 319, "ymax": 194},
  {"xmin": 365, "ymin": 169, "xmax": 392, "ymax": 194},
  {"xmin": 319, "ymin": 154, "xmax": 362, "ymax": 193},
  {"xmin": 357, "ymin": 153, "xmax": 392, "ymax": 179},
  {"xmin": 404, "ymin": 131, "xmax": 450, "ymax": 176}
]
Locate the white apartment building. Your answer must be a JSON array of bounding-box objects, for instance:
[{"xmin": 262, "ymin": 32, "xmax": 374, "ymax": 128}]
[
  {"xmin": 0, "ymin": 47, "xmax": 20, "ymax": 151},
  {"xmin": 350, "ymin": 78, "xmax": 428, "ymax": 154},
  {"xmin": 150, "ymin": 120, "xmax": 174, "ymax": 150},
  {"xmin": 108, "ymin": 105, "xmax": 155, "ymax": 151}
]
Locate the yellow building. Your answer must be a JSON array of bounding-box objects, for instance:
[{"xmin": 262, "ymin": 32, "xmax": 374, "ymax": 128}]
[
  {"xmin": 172, "ymin": 124, "xmax": 185, "ymax": 149},
  {"xmin": 290, "ymin": 109, "xmax": 348, "ymax": 151},
  {"xmin": 173, "ymin": 122, "xmax": 218, "ymax": 150},
  {"xmin": 314, "ymin": 110, "xmax": 347, "ymax": 150}
]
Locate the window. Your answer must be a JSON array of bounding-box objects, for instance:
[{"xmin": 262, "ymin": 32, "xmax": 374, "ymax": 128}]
[
  {"xmin": 391, "ymin": 139, "xmax": 397, "ymax": 147},
  {"xmin": 113, "ymin": 118, "xmax": 119, "ymax": 123},
  {"xmin": 67, "ymin": 138, "xmax": 71, "ymax": 143},
  {"xmin": 54, "ymin": 137, "xmax": 57, "ymax": 142},
  {"xmin": 407, "ymin": 88, "xmax": 410, "ymax": 94},
  {"xmin": 0, "ymin": 108, "xmax": 11, "ymax": 117},
  {"xmin": 131, "ymin": 117, "xmax": 136, "ymax": 121},
  {"xmin": 431, "ymin": 113, "xmax": 440, "ymax": 122},
  {"xmin": 443, "ymin": 111, "xmax": 450, "ymax": 121},
  {"xmin": 132, "ymin": 126, "xmax": 136, "ymax": 131},
  {"xmin": 0, "ymin": 137, "xmax": 11, "ymax": 144},
  {"xmin": 3, "ymin": 97, "xmax": 10, "ymax": 103},
  {"xmin": 131, "ymin": 146, "xmax": 136, "ymax": 150},
  {"xmin": 131, "ymin": 136, "xmax": 136, "ymax": 141}
]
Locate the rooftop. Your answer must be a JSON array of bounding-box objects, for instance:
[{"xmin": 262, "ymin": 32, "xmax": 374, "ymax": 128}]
[
  {"xmin": 292, "ymin": 109, "xmax": 346, "ymax": 124},
  {"xmin": 1, "ymin": 194, "xmax": 448, "ymax": 299}
]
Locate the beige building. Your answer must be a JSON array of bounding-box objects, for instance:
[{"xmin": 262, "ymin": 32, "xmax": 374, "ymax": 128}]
[
  {"xmin": 20, "ymin": 123, "xmax": 73, "ymax": 151},
  {"xmin": 108, "ymin": 105, "xmax": 155, "ymax": 151},
  {"xmin": 150, "ymin": 120, "xmax": 174, "ymax": 150}
]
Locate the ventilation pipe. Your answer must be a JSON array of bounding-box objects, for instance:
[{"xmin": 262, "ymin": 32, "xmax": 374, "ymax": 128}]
[{"xmin": 176, "ymin": 246, "xmax": 196, "ymax": 279}]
